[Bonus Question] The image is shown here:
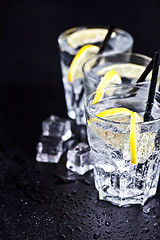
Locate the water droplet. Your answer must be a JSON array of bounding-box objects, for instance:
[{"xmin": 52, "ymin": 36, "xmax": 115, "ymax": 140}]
[
  {"xmin": 132, "ymin": 233, "xmax": 137, "ymax": 237},
  {"xmin": 118, "ymin": 220, "xmax": 123, "ymax": 224},
  {"xmin": 105, "ymin": 220, "xmax": 111, "ymax": 227},
  {"xmin": 144, "ymin": 228, "xmax": 149, "ymax": 233},
  {"xmin": 76, "ymin": 227, "xmax": 83, "ymax": 232},
  {"xmin": 93, "ymin": 232, "xmax": 101, "ymax": 239},
  {"xmin": 67, "ymin": 224, "xmax": 74, "ymax": 233},
  {"xmin": 59, "ymin": 234, "xmax": 66, "ymax": 239},
  {"xmin": 72, "ymin": 189, "xmax": 77, "ymax": 195},
  {"xmin": 154, "ymin": 222, "xmax": 159, "ymax": 228},
  {"xmin": 157, "ymin": 201, "xmax": 160, "ymax": 206},
  {"xmin": 144, "ymin": 219, "xmax": 149, "ymax": 224}
]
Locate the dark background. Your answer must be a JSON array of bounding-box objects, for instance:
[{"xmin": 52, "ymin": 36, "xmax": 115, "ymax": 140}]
[
  {"xmin": 0, "ymin": 0, "xmax": 160, "ymax": 146},
  {"xmin": 0, "ymin": 1, "xmax": 160, "ymax": 239}
]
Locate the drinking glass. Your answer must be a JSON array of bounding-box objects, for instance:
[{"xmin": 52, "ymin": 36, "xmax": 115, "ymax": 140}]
[
  {"xmin": 85, "ymin": 85, "xmax": 160, "ymax": 206},
  {"xmin": 83, "ymin": 52, "xmax": 152, "ymax": 98},
  {"xmin": 58, "ymin": 26, "xmax": 133, "ymax": 125}
]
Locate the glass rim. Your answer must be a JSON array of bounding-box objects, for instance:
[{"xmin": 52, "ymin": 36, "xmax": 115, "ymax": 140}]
[
  {"xmin": 58, "ymin": 25, "xmax": 134, "ymax": 52},
  {"xmin": 84, "ymin": 85, "xmax": 160, "ymax": 126},
  {"xmin": 82, "ymin": 52, "xmax": 152, "ymax": 84}
]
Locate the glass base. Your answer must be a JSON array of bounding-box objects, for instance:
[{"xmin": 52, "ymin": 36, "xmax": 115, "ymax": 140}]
[{"xmin": 98, "ymin": 185, "xmax": 158, "ymax": 207}]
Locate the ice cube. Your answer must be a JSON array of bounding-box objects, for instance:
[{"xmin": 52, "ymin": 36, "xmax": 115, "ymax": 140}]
[
  {"xmin": 42, "ymin": 115, "xmax": 72, "ymax": 141},
  {"xmin": 36, "ymin": 136, "xmax": 63, "ymax": 163},
  {"xmin": 66, "ymin": 142, "xmax": 93, "ymax": 175}
]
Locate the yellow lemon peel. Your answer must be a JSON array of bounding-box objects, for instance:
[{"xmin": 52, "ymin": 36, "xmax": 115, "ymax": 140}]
[
  {"xmin": 67, "ymin": 28, "xmax": 116, "ymax": 48},
  {"xmin": 97, "ymin": 63, "xmax": 152, "ymax": 80},
  {"xmin": 92, "ymin": 70, "xmax": 122, "ymax": 105},
  {"xmin": 88, "ymin": 107, "xmax": 143, "ymax": 164},
  {"xmin": 68, "ymin": 44, "xmax": 99, "ymax": 83}
]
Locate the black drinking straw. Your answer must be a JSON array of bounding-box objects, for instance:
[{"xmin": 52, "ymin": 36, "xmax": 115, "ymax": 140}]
[
  {"xmin": 98, "ymin": 25, "xmax": 115, "ymax": 54},
  {"xmin": 127, "ymin": 58, "xmax": 153, "ymax": 96},
  {"xmin": 136, "ymin": 59, "xmax": 153, "ymax": 84},
  {"xmin": 92, "ymin": 25, "xmax": 116, "ymax": 68},
  {"xmin": 144, "ymin": 50, "xmax": 160, "ymax": 122}
]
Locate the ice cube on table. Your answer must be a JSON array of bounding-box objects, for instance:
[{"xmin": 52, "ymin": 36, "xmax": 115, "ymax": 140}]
[
  {"xmin": 36, "ymin": 136, "xmax": 63, "ymax": 163},
  {"xmin": 36, "ymin": 115, "xmax": 74, "ymax": 163},
  {"xmin": 42, "ymin": 115, "xmax": 72, "ymax": 141},
  {"xmin": 66, "ymin": 142, "xmax": 93, "ymax": 175}
]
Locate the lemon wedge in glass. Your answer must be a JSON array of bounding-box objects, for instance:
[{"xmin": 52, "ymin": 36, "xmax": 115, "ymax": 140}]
[
  {"xmin": 68, "ymin": 44, "xmax": 99, "ymax": 83},
  {"xmin": 67, "ymin": 28, "xmax": 116, "ymax": 48},
  {"xmin": 92, "ymin": 69, "xmax": 122, "ymax": 104},
  {"xmin": 96, "ymin": 107, "xmax": 143, "ymax": 164},
  {"xmin": 97, "ymin": 63, "xmax": 152, "ymax": 80}
]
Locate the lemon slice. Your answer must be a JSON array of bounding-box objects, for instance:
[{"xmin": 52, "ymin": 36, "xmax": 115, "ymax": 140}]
[
  {"xmin": 92, "ymin": 70, "xmax": 122, "ymax": 105},
  {"xmin": 67, "ymin": 28, "xmax": 116, "ymax": 48},
  {"xmin": 97, "ymin": 63, "xmax": 152, "ymax": 80},
  {"xmin": 68, "ymin": 44, "xmax": 99, "ymax": 83},
  {"xmin": 96, "ymin": 107, "xmax": 143, "ymax": 164}
]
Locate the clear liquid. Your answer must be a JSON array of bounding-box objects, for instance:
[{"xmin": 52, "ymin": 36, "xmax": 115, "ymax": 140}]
[
  {"xmin": 87, "ymin": 98, "xmax": 160, "ymax": 206},
  {"xmin": 59, "ymin": 31, "xmax": 133, "ymax": 124}
]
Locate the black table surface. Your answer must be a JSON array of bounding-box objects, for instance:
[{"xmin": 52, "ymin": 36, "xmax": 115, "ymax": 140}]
[{"xmin": 1, "ymin": 1, "xmax": 160, "ymax": 239}]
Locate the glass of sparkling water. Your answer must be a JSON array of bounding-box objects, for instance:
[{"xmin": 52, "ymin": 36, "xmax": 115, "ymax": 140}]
[
  {"xmin": 83, "ymin": 52, "xmax": 152, "ymax": 98},
  {"xmin": 85, "ymin": 85, "xmax": 160, "ymax": 206},
  {"xmin": 58, "ymin": 26, "xmax": 133, "ymax": 125}
]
